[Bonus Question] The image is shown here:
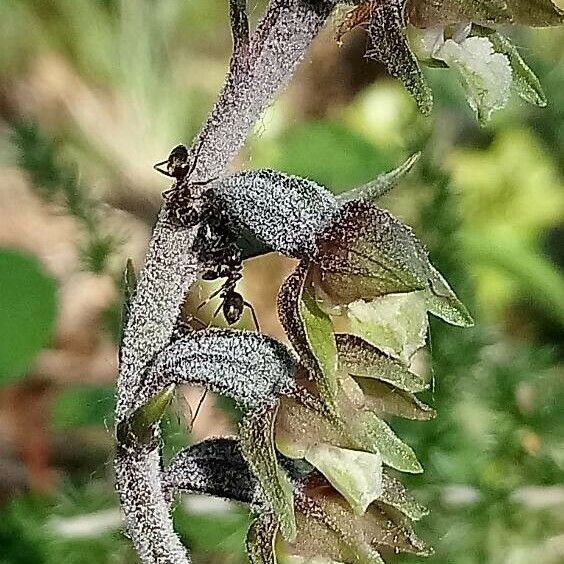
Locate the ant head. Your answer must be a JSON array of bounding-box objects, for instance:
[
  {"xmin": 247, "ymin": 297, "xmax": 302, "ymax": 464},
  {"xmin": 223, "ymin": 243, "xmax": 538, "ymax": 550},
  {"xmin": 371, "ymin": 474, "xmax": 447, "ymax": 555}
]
[
  {"xmin": 167, "ymin": 144, "xmax": 190, "ymax": 179},
  {"xmin": 223, "ymin": 292, "xmax": 244, "ymax": 325},
  {"xmin": 154, "ymin": 138, "xmax": 206, "ymax": 181}
]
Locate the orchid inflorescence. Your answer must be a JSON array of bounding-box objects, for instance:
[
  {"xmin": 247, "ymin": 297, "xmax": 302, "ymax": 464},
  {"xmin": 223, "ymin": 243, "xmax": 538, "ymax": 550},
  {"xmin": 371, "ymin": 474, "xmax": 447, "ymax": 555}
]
[{"xmin": 114, "ymin": 1, "xmax": 562, "ymax": 563}]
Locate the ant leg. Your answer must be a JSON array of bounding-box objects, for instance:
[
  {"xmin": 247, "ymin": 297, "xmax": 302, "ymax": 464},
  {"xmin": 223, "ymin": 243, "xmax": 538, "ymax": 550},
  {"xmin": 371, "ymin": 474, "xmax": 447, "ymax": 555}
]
[
  {"xmin": 212, "ymin": 302, "xmax": 223, "ymax": 322},
  {"xmin": 201, "ymin": 284, "xmax": 225, "ymax": 306},
  {"xmin": 188, "ymin": 389, "xmax": 208, "ymax": 433},
  {"xmin": 186, "ymin": 137, "xmax": 206, "ymax": 179},
  {"xmin": 244, "ymin": 300, "xmax": 260, "ymax": 332},
  {"xmin": 188, "ymin": 315, "xmax": 208, "ymax": 330},
  {"xmin": 191, "ymin": 176, "xmax": 219, "ymax": 187},
  {"xmin": 195, "ymin": 286, "xmax": 224, "ymax": 324}
]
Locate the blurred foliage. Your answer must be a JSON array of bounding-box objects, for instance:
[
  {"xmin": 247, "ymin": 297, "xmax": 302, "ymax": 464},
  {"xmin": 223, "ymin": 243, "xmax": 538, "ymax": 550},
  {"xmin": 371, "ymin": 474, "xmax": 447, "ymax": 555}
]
[
  {"xmin": 12, "ymin": 121, "xmax": 119, "ymax": 273},
  {"xmin": 0, "ymin": 1, "xmax": 563, "ymax": 563},
  {"xmin": 51, "ymin": 386, "xmax": 116, "ymax": 429},
  {"xmin": 0, "ymin": 249, "xmax": 57, "ymax": 384}
]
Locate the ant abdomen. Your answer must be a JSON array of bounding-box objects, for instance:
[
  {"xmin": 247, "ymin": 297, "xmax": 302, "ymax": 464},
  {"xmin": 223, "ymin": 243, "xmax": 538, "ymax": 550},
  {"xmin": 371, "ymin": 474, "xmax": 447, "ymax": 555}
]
[{"xmin": 223, "ymin": 292, "xmax": 244, "ymax": 325}]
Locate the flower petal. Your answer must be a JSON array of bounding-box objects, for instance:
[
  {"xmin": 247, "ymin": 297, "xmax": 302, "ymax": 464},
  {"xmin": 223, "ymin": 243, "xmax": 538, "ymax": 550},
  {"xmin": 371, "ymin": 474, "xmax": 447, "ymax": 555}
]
[
  {"xmin": 380, "ymin": 470, "xmax": 429, "ymax": 521},
  {"xmin": 407, "ymin": 0, "xmax": 564, "ymax": 27},
  {"xmin": 336, "ymin": 334, "xmax": 428, "ymax": 393},
  {"xmin": 316, "ymin": 200, "xmax": 430, "ymax": 300},
  {"xmin": 357, "ymin": 378, "xmax": 436, "ymax": 421},
  {"xmin": 305, "ymin": 444, "xmax": 383, "ymax": 515},
  {"xmin": 299, "ymin": 290, "xmax": 338, "ymax": 403},
  {"xmin": 278, "ymin": 261, "xmax": 323, "ymax": 377},
  {"xmin": 294, "ymin": 484, "xmax": 430, "ymax": 558},
  {"xmin": 434, "ymin": 35, "xmax": 513, "ymax": 124},
  {"xmin": 290, "ymin": 488, "xmax": 386, "ymax": 563},
  {"xmin": 426, "ymin": 267, "xmax": 474, "ymax": 327},
  {"xmin": 346, "ymin": 293, "xmax": 429, "ymax": 363},
  {"xmin": 479, "ymin": 28, "xmax": 547, "ymax": 107}
]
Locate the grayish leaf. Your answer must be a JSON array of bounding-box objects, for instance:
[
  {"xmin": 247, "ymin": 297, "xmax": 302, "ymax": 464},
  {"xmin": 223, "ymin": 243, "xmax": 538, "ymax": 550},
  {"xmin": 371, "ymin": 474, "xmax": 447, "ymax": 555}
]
[
  {"xmin": 162, "ymin": 438, "xmax": 262, "ymax": 507},
  {"xmin": 141, "ymin": 329, "xmax": 298, "ymax": 413},
  {"xmin": 214, "ymin": 169, "xmax": 338, "ymax": 258}
]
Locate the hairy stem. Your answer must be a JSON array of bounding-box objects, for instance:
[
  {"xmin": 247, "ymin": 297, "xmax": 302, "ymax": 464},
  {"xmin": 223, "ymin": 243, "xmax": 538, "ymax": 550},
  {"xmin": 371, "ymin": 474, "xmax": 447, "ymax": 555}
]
[
  {"xmin": 115, "ymin": 446, "xmax": 189, "ymax": 563},
  {"xmin": 115, "ymin": 2, "xmax": 336, "ymax": 563}
]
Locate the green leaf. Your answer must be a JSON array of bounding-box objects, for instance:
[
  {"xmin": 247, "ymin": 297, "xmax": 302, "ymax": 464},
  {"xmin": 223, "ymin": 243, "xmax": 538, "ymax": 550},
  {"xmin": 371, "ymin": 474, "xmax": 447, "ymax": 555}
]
[
  {"xmin": 246, "ymin": 514, "xmax": 278, "ymax": 564},
  {"xmin": 380, "ymin": 470, "xmax": 429, "ymax": 521},
  {"xmin": 305, "ymin": 444, "xmax": 383, "ymax": 515},
  {"xmin": 116, "ymin": 384, "xmax": 175, "ymax": 446},
  {"xmin": 239, "ymin": 404, "xmax": 296, "ymax": 541},
  {"xmin": 338, "ymin": 153, "xmax": 421, "ymax": 204},
  {"xmin": 484, "ymin": 30, "xmax": 547, "ymax": 107},
  {"xmin": 246, "ymin": 514, "xmax": 279, "ymax": 564},
  {"xmin": 119, "ymin": 258, "xmax": 137, "ymax": 357},
  {"xmin": 299, "ymin": 290, "xmax": 338, "ymax": 403},
  {"xmin": 366, "ymin": 0, "xmax": 433, "ymax": 115},
  {"xmin": 0, "ymin": 249, "xmax": 57, "ymax": 384},
  {"xmin": 355, "ymin": 412, "xmax": 423, "ymax": 473}
]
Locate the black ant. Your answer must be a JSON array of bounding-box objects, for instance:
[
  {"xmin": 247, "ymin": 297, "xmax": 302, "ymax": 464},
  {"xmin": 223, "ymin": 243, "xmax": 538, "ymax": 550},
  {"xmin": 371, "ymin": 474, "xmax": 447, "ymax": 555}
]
[
  {"xmin": 154, "ymin": 142, "xmax": 259, "ymax": 330},
  {"xmin": 198, "ymin": 223, "xmax": 259, "ymax": 330}
]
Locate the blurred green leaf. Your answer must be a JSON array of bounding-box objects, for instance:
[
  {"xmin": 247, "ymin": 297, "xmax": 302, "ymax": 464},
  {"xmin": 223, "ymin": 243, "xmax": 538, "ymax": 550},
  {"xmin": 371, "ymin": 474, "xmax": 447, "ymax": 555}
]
[
  {"xmin": 274, "ymin": 121, "xmax": 396, "ymax": 193},
  {"xmin": 12, "ymin": 121, "xmax": 118, "ymax": 274},
  {"xmin": 0, "ymin": 249, "xmax": 57, "ymax": 384},
  {"xmin": 51, "ymin": 386, "xmax": 116, "ymax": 429},
  {"xmin": 175, "ymin": 506, "xmax": 250, "ymax": 557}
]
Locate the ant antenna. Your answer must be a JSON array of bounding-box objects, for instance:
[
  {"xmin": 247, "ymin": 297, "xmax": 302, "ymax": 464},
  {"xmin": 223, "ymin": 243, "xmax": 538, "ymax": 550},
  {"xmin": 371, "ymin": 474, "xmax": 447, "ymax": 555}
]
[{"xmin": 153, "ymin": 158, "xmax": 171, "ymax": 177}]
